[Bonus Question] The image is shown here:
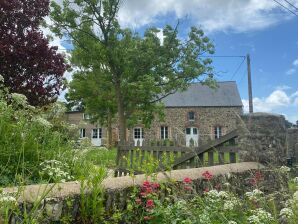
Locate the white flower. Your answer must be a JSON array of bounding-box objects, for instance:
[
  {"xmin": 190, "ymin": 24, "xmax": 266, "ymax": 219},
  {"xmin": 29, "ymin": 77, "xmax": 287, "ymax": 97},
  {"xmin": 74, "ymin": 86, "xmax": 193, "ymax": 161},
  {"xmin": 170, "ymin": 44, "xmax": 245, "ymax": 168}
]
[
  {"xmin": 33, "ymin": 117, "xmax": 53, "ymax": 128},
  {"xmin": 218, "ymin": 191, "xmax": 229, "ymax": 199},
  {"xmin": 228, "ymin": 221, "xmax": 237, "ymax": 224},
  {"xmin": 11, "ymin": 93, "xmax": 28, "ymax": 106},
  {"xmin": 224, "ymin": 197, "xmax": 239, "ymax": 211},
  {"xmin": 293, "ymin": 191, "xmax": 298, "ymax": 201},
  {"xmin": 248, "ymin": 209, "xmax": 273, "ymax": 224},
  {"xmin": 291, "ymin": 177, "xmax": 298, "ymax": 184},
  {"xmin": 245, "ymin": 189, "xmax": 263, "ymax": 201},
  {"xmin": 0, "ymin": 75, "xmax": 4, "ymax": 83},
  {"xmin": 279, "ymin": 166, "xmax": 291, "ymax": 173},
  {"xmin": 280, "ymin": 208, "xmax": 294, "ymax": 218}
]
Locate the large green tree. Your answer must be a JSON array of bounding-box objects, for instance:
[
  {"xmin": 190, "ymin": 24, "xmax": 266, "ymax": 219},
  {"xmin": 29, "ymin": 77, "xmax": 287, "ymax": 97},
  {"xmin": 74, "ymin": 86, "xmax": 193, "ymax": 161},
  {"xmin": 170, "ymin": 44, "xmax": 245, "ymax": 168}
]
[{"xmin": 50, "ymin": 0, "xmax": 215, "ymax": 144}]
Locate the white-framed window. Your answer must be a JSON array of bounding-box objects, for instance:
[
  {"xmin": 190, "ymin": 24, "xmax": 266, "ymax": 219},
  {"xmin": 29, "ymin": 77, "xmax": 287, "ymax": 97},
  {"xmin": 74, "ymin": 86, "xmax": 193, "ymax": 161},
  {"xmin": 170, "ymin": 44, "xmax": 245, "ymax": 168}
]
[
  {"xmin": 188, "ymin": 111, "xmax": 195, "ymax": 121},
  {"xmin": 92, "ymin": 128, "xmax": 102, "ymax": 139},
  {"xmin": 83, "ymin": 113, "xmax": 91, "ymax": 120},
  {"xmin": 79, "ymin": 128, "xmax": 86, "ymax": 138},
  {"xmin": 214, "ymin": 126, "xmax": 222, "ymax": 139},
  {"xmin": 134, "ymin": 127, "xmax": 144, "ymax": 139},
  {"xmin": 160, "ymin": 126, "xmax": 168, "ymax": 139}
]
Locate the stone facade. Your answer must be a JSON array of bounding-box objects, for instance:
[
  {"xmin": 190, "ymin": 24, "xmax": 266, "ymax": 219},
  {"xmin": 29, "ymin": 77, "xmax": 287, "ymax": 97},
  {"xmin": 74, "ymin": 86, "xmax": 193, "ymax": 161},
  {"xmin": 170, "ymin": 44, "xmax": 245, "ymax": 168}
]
[
  {"xmin": 133, "ymin": 106, "xmax": 243, "ymax": 146},
  {"xmin": 65, "ymin": 106, "xmax": 243, "ymax": 147}
]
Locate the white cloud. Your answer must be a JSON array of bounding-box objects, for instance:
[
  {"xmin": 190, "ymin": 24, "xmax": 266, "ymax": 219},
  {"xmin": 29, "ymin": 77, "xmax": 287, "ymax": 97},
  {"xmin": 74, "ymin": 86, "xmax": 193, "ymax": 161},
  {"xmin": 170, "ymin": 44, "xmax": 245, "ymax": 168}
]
[
  {"xmin": 275, "ymin": 85, "xmax": 291, "ymax": 91},
  {"xmin": 286, "ymin": 68, "xmax": 296, "ymax": 75},
  {"xmin": 156, "ymin": 28, "xmax": 165, "ymax": 45},
  {"xmin": 242, "ymin": 89, "xmax": 298, "ymax": 122},
  {"xmin": 118, "ymin": 0, "xmax": 296, "ymax": 33},
  {"xmin": 293, "ymin": 59, "xmax": 298, "ymax": 66}
]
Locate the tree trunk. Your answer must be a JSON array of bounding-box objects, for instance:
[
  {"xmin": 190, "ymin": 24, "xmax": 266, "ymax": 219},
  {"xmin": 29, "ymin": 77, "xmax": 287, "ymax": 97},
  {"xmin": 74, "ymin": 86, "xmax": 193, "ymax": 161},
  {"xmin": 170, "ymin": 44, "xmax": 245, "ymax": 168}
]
[
  {"xmin": 115, "ymin": 81, "xmax": 126, "ymax": 146},
  {"xmin": 107, "ymin": 111, "xmax": 113, "ymax": 148}
]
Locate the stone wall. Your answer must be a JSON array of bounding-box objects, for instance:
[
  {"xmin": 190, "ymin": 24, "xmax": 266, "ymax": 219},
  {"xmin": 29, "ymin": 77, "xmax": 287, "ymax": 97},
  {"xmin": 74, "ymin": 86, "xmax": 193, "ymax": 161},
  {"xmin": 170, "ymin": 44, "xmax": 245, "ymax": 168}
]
[
  {"xmin": 65, "ymin": 106, "xmax": 243, "ymax": 147},
  {"xmin": 132, "ymin": 106, "xmax": 243, "ymax": 146},
  {"xmin": 287, "ymin": 128, "xmax": 298, "ymax": 159},
  {"xmin": 1, "ymin": 162, "xmax": 288, "ymax": 223},
  {"xmin": 238, "ymin": 113, "xmax": 287, "ymax": 165}
]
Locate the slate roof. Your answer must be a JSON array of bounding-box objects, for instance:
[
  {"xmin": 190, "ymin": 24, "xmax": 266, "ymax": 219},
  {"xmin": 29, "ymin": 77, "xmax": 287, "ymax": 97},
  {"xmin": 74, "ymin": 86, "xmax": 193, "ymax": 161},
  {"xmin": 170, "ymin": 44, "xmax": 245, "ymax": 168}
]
[{"xmin": 162, "ymin": 81, "xmax": 243, "ymax": 107}]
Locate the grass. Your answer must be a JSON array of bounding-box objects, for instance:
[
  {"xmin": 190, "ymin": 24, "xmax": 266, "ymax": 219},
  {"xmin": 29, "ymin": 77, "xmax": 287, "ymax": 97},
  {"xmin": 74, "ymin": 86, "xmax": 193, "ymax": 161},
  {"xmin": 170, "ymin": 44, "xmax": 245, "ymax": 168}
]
[{"xmin": 81, "ymin": 147, "xmax": 117, "ymax": 169}]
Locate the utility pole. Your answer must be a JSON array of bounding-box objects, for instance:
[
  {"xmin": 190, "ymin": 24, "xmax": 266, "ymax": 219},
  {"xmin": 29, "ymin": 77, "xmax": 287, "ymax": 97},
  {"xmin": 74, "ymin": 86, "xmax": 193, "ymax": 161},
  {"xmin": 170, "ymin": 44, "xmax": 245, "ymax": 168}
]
[{"xmin": 247, "ymin": 54, "xmax": 253, "ymax": 113}]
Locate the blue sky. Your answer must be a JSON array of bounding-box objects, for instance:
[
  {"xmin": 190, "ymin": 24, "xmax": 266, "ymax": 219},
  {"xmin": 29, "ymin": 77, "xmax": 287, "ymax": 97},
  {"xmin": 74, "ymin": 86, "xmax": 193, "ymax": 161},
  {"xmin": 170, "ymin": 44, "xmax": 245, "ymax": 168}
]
[{"xmin": 54, "ymin": 0, "xmax": 298, "ymax": 123}]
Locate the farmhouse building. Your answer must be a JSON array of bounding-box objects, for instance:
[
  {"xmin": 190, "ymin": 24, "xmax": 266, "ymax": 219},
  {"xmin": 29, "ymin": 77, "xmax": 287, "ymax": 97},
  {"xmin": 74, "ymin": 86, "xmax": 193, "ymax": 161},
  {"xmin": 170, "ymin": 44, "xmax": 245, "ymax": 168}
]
[{"xmin": 65, "ymin": 81, "xmax": 243, "ymax": 147}]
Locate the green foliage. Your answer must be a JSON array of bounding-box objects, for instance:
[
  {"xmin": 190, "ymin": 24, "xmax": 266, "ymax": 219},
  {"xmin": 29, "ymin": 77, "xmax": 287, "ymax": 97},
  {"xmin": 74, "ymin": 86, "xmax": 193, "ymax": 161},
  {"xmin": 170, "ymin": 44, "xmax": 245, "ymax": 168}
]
[
  {"xmin": 0, "ymin": 90, "xmax": 75, "ymax": 187},
  {"xmin": 50, "ymin": 0, "xmax": 216, "ymax": 143}
]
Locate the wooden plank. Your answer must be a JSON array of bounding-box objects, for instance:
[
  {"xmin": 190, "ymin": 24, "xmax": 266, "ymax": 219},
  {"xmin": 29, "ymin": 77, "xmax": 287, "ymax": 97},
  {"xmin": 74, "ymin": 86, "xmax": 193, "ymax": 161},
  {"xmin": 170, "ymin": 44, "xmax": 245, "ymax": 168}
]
[
  {"xmin": 230, "ymin": 152, "xmax": 236, "ymax": 163},
  {"xmin": 208, "ymin": 151, "xmax": 214, "ymax": 166},
  {"xmin": 198, "ymin": 153, "xmax": 204, "ymax": 167},
  {"xmin": 172, "ymin": 129, "xmax": 239, "ymax": 167},
  {"xmin": 218, "ymin": 152, "xmax": 225, "ymax": 164}
]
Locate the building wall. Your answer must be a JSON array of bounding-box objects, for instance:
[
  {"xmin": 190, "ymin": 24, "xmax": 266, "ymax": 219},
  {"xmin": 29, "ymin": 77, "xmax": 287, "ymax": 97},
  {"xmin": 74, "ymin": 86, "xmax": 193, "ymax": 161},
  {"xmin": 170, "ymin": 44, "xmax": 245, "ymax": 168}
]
[
  {"xmin": 65, "ymin": 107, "xmax": 243, "ymax": 147},
  {"xmin": 128, "ymin": 106, "xmax": 243, "ymax": 145}
]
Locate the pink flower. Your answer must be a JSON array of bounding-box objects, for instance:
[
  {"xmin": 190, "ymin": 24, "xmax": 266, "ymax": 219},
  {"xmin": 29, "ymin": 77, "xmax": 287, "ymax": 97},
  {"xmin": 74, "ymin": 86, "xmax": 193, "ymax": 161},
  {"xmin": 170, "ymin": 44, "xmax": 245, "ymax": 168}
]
[
  {"xmin": 184, "ymin": 186, "xmax": 192, "ymax": 191},
  {"xmin": 183, "ymin": 177, "xmax": 192, "ymax": 184},
  {"xmin": 204, "ymin": 188, "xmax": 209, "ymax": 193},
  {"xmin": 146, "ymin": 199, "xmax": 155, "ymax": 208},
  {"xmin": 152, "ymin": 183, "xmax": 160, "ymax": 189},
  {"xmin": 202, "ymin": 171, "xmax": 213, "ymax": 180},
  {"xmin": 140, "ymin": 192, "xmax": 147, "ymax": 198}
]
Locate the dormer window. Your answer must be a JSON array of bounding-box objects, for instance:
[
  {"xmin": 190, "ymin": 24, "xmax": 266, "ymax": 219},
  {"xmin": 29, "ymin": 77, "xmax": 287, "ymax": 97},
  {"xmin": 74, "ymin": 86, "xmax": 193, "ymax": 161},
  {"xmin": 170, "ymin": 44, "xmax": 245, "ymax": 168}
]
[
  {"xmin": 188, "ymin": 111, "xmax": 195, "ymax": 121},
  {"xmin": 214, "ymin": 126, "xmax": 222, "ymax": 139},
  {"xmin": 83, "ymin": 113, "xmax": 91, "ymax": 120}
]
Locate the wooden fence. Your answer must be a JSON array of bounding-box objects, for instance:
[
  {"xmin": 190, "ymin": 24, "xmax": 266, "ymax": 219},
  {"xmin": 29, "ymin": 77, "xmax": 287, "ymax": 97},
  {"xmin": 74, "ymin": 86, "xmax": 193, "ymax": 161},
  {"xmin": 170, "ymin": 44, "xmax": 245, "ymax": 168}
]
[{"xmin": 115, "ymin": 129, "xmax": 240, "ymax": 177}]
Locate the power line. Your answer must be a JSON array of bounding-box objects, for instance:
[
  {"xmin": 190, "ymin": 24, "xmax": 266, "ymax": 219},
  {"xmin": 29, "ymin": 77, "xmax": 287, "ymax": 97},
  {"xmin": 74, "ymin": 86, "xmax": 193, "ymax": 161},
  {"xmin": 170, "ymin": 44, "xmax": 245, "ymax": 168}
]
[
  {"xmin": 283, "ymin": 0, "xmax": 298, "ymax": 11},
  {"xmin": 273, "ymin": 0, "xmax": 298, "ymax": 16},
  {"xmin": 230, "ymin": 56, "xmax": 246, "ymax": 80},
  {"xmin": 199, "ymin": 55, "xmax": 245, "ymax": 58}
]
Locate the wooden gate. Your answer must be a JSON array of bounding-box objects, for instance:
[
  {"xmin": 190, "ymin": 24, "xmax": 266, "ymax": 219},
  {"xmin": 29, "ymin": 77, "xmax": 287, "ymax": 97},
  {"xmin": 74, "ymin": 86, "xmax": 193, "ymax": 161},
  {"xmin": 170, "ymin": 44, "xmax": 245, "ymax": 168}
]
[{"xmin": 115, "ymin": 129, "xmax": 240, "ymax": 177}]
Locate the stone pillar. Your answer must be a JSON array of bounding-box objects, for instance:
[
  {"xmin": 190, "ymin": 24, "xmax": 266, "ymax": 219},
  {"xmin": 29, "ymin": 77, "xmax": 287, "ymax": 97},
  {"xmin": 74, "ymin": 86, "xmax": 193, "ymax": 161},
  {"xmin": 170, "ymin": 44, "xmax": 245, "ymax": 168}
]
[{"xmin": 238, "ymin": 113, "xmax": 287, "ymax": 166}]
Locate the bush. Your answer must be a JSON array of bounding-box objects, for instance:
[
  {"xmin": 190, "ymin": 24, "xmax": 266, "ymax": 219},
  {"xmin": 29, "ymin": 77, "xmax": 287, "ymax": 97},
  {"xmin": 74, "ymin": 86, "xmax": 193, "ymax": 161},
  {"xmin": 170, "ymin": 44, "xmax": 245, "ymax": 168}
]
[{"xmin": 0, "ymin": 89, "xmax": 74, "ymax": 186}]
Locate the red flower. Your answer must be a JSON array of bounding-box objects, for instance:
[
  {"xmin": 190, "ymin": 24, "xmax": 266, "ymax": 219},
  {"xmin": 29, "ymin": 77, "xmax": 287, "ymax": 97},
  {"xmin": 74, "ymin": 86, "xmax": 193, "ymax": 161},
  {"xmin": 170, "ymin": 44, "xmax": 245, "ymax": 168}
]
[
  {"xmin": 143, "ymin": 181, "xmax": 151, "ymax": 188},
  {"xmin": 184, "ymin": 186, "xmax": 192, "ymax": 191},
  {"xmin": 202, "ymin": 171, "xmax": 213, "ymax": 180},
  {"xmin": 254, "ymin": 170, "xmax": 262, "ymax": 181},
  {"xmin": 144, "ymin": 216, "xmax": 152, "ymax": 220},
  {"xmin": 152, "ymin": 183, "xmax": 160, "ymax": 189},
  {"xmin": 140, "ymin": 192, "xmax": 147, "ymax": 198},
  {"xmin": 146, "ymin": 199, "xmax": 155, "ymax": 208},
  {"xmin": 183, "ymin": 177, "xmax": 192, "ymax": 184},
  {"xmin": 145, "ymin": 187, "xmax": 153, "ymax": 194},
  {"xmin": 135, "ymin": 198, "xmax": 142, "ymax": 204}
]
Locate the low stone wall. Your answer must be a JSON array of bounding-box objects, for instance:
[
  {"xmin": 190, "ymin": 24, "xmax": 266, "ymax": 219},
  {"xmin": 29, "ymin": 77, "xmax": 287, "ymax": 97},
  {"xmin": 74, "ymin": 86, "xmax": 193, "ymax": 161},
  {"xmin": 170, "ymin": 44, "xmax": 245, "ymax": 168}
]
[
  {"xmin": 1, "ymin": 162, "xmax": 288, "ymax": 223},
  {"xmin": 287, "ymin": 128, "xmax": 298, "ymax": 160},
  {"xmin": 238, "ymin": 113, "xmax": 287, "ymax": 165}
]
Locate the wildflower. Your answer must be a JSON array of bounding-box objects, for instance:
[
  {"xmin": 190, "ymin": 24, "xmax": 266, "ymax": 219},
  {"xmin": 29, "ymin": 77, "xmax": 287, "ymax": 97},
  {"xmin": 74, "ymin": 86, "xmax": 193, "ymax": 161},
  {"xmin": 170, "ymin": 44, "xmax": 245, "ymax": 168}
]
[
  {"xmin": 152, "ymin": 183, "xmax": 160, "ymax": 189},
  {"xmin": 11, "ymin": 93, "xmax": 28, "ymax": 106},
  {"xmin": 247, "ymin": 208, "xmax": 273, "ymax": 224},
  {"xmin": 183, "ymin": 177, "xmax": 192, "ymax": 184},
  {"xmin": 291, "ymin": 177, "xmax": 298, "ymax": 183},
  {"xmin": 228, "ymin": 221, "xmax": 237, "ymax": 224},
  {"xmin": 184, "ymin": 186, "xmax": 192, "ymax": 191},
  {"xmin": 202, "ymin": 171, "xmax": 213, "ymax": 180},
  {"xmin": 279, "ymin": 166, "xmax": 291, "ymax": 173},
  {"xmin": 143, "ymin": 181, "xmax": 151, "ymax": 188},
  {"xmin": 0, "ymin": 75, "xmax": 4, "ymax": 83},
  {"xmin": 280, "ymin": 208, "xmax": 294, "ymax": 219},
  {"xmin": 33, "ymin": 117, "xmax": 52, "ymax": 128},
  {"xmin": 146, "ymin": 199, "xmax": 155, "ymax": 208},
  {"xmin": 245, "ymin": 189, "xmax": 263, "ymax": 201},
  {"xmin": 224, "ymin": 198, "xmax": 239, "ymax": 211}
]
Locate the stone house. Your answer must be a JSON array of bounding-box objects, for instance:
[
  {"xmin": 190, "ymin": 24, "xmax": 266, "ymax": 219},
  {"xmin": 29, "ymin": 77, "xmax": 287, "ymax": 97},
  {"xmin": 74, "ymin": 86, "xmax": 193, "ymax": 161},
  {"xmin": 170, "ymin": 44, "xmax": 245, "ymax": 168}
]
[{"xmin": 65, "ymin": 81, "xmax": 243, "ymax": 147}]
